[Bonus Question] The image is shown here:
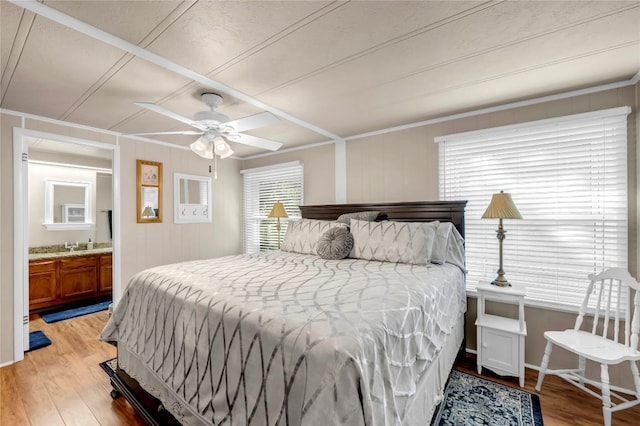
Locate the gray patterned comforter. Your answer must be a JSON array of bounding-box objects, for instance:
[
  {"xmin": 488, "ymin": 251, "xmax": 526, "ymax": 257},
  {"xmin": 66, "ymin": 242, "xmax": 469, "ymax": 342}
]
[{"xmin": 101, "ymin": 252, "xmax": 466, "ymax": 425}]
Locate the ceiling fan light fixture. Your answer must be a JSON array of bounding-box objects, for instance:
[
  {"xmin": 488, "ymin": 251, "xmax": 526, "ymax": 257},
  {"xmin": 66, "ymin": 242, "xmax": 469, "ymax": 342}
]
[
  {"xmin": 213, "ymin": 136, "xmax": 226, "ymax": 150},
  {"xmin": 213, "ymin": 137, "xmax": 234, "ymax": 158},
  {"xmin": 133, "ymin": 94, "xmax": 281, "ymax": 156},
  {"xmin": 220, "ymin": 147, "xmax": 234, "ymax": 159},
  {"xmin": 190, "ymin": 137, "xmax": 214, "ymax": 159}
]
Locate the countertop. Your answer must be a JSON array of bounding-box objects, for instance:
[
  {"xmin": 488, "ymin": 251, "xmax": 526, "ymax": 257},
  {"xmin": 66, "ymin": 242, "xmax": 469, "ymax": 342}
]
[{"xmin": 29, "ymin": 247, "xmax": 112, "ymax": 261}]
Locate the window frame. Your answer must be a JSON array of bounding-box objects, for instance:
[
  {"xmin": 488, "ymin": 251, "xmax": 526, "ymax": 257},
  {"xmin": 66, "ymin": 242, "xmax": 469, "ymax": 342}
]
[
  {"xmin": 241, "ymin": 161, "xmax": 304, "ymax": 254},
  {"xmin": 437, "ymin": 106, "xmax": 631, "ymax": 312}
]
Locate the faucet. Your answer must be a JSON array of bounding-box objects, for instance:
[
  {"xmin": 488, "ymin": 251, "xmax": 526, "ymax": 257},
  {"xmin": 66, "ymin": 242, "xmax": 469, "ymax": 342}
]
[{"xmin": 64, "ymin": 241, "xmax": 79, "ymax": 252}]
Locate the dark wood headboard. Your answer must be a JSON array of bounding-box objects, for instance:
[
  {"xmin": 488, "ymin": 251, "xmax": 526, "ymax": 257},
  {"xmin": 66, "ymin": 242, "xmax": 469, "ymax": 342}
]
[{"xmin": 299, "ymin": 201, "xmax": 467, "ymax": 238}]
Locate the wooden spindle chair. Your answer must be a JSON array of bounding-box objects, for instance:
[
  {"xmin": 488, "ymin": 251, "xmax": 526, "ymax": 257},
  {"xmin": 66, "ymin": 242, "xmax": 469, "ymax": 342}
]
[{"xmin": 535, "ymin": 268, "xmax": 640, "ymax": 425}]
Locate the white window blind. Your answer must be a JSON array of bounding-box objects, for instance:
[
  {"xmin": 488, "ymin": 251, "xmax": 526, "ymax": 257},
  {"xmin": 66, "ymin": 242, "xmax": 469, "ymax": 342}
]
[
  {"xmin": 437, "ymin": 106, "xmax": 630, "ymax": 310},
  {"xmin": 242, "ymin": 161, "xmax": 303, "ymax": 253}
]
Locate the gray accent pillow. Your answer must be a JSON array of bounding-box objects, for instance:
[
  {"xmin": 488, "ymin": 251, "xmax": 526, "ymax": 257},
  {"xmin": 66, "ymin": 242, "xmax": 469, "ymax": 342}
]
[
  {"xmin": 336, "ymin": 211, "xmax": 380, "ymax": 225},
  {"xmin": 316, "ymin": 227, "xmax": 354, "ymax": 260}
]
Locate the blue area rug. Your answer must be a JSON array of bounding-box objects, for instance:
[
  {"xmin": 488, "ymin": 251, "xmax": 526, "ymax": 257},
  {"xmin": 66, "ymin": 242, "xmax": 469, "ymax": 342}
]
[
  {"xmin": 431, "ymin": 370, "xmax": 543, "ymax": 425},
  {"xmin": 41, "ymin": 300, "xmax": 111, "ymax": 323},
  {"xmin": 28, "ymin": 330, "xmax": 51, "ymax": 352}
]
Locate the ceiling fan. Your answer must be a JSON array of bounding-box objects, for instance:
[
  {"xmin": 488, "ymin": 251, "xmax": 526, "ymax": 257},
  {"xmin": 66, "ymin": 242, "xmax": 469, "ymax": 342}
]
[{"xmin": 131, "ymin": 93, "xmax": 282, "ymax": 159}]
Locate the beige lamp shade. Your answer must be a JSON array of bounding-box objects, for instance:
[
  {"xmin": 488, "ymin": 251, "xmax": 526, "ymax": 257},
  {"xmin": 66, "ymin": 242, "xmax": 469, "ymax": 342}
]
[
  {"xmin": 268, "ymin": 201, "xmax": 288, "ymax": 218},
  {"xmin": 482, "ymin": 190, "xmax": 522, "ymax": 219}
]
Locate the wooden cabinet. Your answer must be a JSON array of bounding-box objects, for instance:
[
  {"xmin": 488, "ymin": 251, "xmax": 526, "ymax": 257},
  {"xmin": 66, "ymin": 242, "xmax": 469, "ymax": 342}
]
[
  {"xmin": 29, "ymin": 252, "xmax": 112, "ymax": 312},
  {"xmin": 59, "ymin": 256, "xmax": 97, "ymax": 299},
  {"xmin": 28, "ymin": 260, "xmax": 58, "ymax": 311},
  {"xmin": 99, "ymin": 254, "xmax": 113, "ymax": 292}
]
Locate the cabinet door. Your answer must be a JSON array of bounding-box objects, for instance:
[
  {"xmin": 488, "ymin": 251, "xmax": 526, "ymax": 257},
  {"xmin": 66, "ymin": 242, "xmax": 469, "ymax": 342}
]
[
  {"xmin": 99, "ymin": 254, "xmax": 112, "ymax": 292},
  {"xmin": 481, "ymin": 327, "xmax": 519, "ymax": 376},
  {"xmin": 29, "ymin": 260, "xmax": 57, "ymax": 310},
  {"xmin": 59, "ymin": 257, "xmax": 97, "ymax": 299}
]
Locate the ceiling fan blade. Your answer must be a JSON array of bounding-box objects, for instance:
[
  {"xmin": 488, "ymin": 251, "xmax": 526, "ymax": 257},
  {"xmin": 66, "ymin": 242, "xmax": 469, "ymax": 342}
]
[
  {"xmin": 127, "ymin": 130, "xmax": 203, "ymax": 136},
  {"xmin": 224, "ymin": 111, "xmax": 279, "ymax": 133},
  {"xmin": 231, "ymin": 133, "xmax": 282, "ymax": 151},
  {"xmin": 135, "ymin": 102, "xmax": 207, "ymax": 131}
]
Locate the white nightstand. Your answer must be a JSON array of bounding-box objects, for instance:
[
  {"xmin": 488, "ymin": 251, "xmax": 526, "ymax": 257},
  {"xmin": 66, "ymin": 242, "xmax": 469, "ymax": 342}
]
[{"xmin": 475, "ymin": 282, "xmax": 527, "ymax": 387}]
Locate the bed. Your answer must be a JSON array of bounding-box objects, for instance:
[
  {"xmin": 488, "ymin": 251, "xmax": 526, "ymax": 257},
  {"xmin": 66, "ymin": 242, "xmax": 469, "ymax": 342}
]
[{"xmin": 101, "ymin": 201, "xmax": 467, "ymax": 425}]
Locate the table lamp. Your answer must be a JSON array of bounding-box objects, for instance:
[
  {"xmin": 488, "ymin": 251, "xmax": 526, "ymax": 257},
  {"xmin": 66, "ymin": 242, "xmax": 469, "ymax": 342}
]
[
  {"xmin": 268, "ymin": 201, "xmax": 288, "ymax": 249},
  {"xmin": 482, "ymin": 190, "xmax": 522, "ymax": 286}
]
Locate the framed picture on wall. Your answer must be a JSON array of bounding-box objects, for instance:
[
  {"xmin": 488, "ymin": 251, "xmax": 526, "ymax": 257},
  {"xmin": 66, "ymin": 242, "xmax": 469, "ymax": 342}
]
[
  {"xmin": 136, "ymin": 159, "xmax": 163, "ymax": 223},
  {"xmin": 140, "ymin": 163, "xmax": 159, "ymax": 186}
]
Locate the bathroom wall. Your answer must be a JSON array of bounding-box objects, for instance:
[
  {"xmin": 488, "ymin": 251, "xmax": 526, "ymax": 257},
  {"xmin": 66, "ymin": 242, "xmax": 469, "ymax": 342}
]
[{"xmin": 95, "ymin": 173, "xmax": 113, "ymax": 243}]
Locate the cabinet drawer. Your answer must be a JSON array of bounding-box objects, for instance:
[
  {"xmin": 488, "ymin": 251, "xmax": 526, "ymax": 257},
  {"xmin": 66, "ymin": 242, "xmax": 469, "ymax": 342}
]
[
  {"xmin": 60, "ymin": 256, "xmax": 97, "ymax": 269},
  {"xmin": 99, "ymin": 254, "xmax": 112, "ymax": 265},
  {"xmin": 29, "ymin": 260, "xmax": 57, "ymax": 273}
]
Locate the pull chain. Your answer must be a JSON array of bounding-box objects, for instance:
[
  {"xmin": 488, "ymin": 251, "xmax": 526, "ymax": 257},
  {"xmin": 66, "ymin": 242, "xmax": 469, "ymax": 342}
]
[{"xmin": 207, "ymin": 156, "xmax": 218, "ymax": 179}]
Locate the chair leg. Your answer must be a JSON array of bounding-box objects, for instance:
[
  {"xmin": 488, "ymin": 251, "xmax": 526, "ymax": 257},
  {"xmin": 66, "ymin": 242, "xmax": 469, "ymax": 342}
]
[
  {"xmin": 630, "ymin": 360, "xmax": 640, "ymax": 398},
  {"xmin": 535, "ymin": 340, "xmax": 553, "ymax": 392},
  {"xmin": 600, "ymin": 364, "xmax": 612, "ymax": 426},
  {"xmin": 578, "ymin": 356, "xmax": 586, "ymax": 385}
]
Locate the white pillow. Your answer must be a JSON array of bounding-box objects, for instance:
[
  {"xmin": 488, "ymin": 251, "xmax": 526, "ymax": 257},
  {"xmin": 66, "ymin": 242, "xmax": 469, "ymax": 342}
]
[
  {"xmin": 430, "ymin": 222, "xmax": 453, "ymax": 264},
  {"xmin": 429, "ymin": 222, "xmax": 466, "ymax": 271},
  {"xmin": 445, "ymin": 225, "xmax": 466, "ymax": 272},
  {"xmin": 281, "ymin": 219, "xmax": 348, "ymax": 255},
  {"xmin": 349, "ymin": 219, "xmax": 439, "ymax": 264}
]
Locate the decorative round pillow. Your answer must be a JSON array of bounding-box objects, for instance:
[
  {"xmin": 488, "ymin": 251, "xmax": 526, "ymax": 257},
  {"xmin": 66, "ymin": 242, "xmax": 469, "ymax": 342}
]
[{"xmin": 316, "ymin": 227, "xmax": 354, "ymax": 260}]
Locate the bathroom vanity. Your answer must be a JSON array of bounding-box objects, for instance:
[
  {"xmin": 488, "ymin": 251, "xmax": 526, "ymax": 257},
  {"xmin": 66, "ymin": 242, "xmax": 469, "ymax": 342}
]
[{"xmin": 28, "ymin": 248, "xmax": 112, "ymax": 312}]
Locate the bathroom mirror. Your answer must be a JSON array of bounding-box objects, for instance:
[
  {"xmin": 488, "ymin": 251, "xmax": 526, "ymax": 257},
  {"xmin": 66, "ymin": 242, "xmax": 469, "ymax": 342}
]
[
  {"xmin": 44, "ymin": 180, "xmax": 93, "ymax": 230},
  {"xmin": 137, "ymin": 159, "xmax": 163, "ymax": 223},
  {"xmin": 174, "ymin": 173, "xmax": 212, "ymax": 224}
]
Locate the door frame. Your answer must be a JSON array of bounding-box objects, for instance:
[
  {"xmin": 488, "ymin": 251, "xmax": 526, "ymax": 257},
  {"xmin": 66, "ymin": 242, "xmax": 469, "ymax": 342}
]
[{"xmin": 13, "ymin": 128, "xmax": 121, "ymax": 362}]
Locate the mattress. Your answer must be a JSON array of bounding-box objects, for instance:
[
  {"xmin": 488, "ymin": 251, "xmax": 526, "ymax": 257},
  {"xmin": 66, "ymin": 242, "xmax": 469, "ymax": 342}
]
[{"xmin": 101, "ymin": 251, "xmax": 466, "ymax": 425}]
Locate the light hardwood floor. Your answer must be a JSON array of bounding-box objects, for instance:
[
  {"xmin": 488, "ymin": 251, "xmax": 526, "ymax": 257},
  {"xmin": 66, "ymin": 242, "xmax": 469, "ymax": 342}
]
[
  {"xmin": 0, "ymin": 311, "xmax": 144, "ymax": 426},
  {"xmin": 1, "ymin": 311, "xmax": 639, "ymax": 425}
]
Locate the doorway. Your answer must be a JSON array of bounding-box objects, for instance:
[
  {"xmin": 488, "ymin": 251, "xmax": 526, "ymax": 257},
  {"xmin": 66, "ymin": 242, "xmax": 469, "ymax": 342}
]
[{"xmin": 13, "ymin": 128, "xmax": 121, "ymax": 362}]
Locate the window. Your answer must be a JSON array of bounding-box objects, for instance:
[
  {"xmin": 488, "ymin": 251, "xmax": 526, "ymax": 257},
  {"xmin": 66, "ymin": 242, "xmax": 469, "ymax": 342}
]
[
  {"xmin": 242, "ymin": 161, "xmax": 303, "ymax": 253},
  {"xmin": 437, "ymin": 106, "xmax": 630, "ymax": 310}
]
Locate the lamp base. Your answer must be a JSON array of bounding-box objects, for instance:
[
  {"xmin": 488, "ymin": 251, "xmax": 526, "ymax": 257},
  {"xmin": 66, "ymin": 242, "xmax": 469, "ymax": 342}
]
[{"xmin": 491, "ymin": 273, "xmax": 512, "ymax": 287}]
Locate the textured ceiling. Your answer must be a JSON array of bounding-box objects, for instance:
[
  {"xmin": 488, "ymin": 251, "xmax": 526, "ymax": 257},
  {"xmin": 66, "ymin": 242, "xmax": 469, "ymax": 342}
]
[{"xmin": 2, "ymin": 0, "xmax": 639, "ymax": 158}]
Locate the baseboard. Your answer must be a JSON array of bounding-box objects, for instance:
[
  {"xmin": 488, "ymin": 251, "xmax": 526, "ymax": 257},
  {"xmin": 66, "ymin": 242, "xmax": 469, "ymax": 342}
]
[{"xmin": 0, "ymin": 359, "xmax": 15, "ymax": 368}]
